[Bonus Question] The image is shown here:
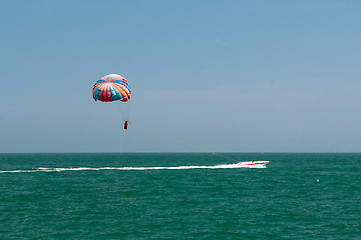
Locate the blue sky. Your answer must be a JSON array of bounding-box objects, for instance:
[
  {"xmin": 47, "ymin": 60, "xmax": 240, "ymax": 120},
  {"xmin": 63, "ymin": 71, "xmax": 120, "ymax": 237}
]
[{"xmin": 1, "ymin": 0, "xmax": 361, "ymax": 153}]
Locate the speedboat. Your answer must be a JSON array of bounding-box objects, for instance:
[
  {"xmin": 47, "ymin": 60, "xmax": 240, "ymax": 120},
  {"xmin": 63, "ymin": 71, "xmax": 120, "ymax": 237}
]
[{"xmin": 236, "ymin": 161, "xmax": 270, "ymax": 168}]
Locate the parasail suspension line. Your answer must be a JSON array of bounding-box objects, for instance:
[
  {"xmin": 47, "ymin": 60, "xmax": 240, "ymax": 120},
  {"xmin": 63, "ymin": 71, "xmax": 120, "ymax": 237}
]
[{"xmin": 131, "ymin": 123, "xmax": 239, "ymax": 163}]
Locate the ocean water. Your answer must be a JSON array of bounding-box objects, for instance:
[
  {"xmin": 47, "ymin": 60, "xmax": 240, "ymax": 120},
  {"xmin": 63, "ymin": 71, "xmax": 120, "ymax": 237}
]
[{"xmin": 0, "ymin": 153, "xmax": 360, "ymax": 239}]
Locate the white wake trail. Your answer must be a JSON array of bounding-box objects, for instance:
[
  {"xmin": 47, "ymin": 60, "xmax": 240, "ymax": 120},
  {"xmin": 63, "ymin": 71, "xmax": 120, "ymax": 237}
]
[{"xmin": 0, "ymin": 162, "xmax": 268, "ymax": 173}]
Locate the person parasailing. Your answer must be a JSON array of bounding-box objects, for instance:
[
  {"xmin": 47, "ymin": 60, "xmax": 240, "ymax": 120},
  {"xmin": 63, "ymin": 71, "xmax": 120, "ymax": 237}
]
[
  {"xmin": 123, "ymin": 121, "xmax": 130, "ymax": 130},
  {"xmin": 92, "ymin": 73, "xmax": 132, "ymax": 131}
]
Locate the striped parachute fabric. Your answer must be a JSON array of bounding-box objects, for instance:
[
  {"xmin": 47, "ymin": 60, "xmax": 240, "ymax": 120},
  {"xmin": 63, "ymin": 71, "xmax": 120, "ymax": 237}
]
[{"xmin": 92, "ymin": 74, "xmax": 131, "ymax": 102}]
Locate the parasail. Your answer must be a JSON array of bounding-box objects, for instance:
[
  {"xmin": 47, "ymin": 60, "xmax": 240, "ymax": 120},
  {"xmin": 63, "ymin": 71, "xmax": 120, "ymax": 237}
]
[{"xmin": 92, "ymin": 74, "xmax": 131, "ymax": 102}]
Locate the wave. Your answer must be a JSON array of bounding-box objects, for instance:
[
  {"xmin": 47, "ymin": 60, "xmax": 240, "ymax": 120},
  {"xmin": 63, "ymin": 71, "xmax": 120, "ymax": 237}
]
[{"xmin": 0, "ymin": 162, "xmax": 267, "ymax": 173}]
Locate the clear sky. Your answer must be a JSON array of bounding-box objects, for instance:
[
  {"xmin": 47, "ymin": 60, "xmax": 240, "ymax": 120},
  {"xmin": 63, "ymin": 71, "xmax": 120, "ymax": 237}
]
[{"xmin": 1, "ymin": 0, "xmax": 361, "ymax": 153}]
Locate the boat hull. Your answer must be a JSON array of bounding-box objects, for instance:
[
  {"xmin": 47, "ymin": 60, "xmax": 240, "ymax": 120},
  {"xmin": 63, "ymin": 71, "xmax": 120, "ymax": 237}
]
[{"xmin": 236, "ymin": 161, "xmax": 269, "ymax": 168}]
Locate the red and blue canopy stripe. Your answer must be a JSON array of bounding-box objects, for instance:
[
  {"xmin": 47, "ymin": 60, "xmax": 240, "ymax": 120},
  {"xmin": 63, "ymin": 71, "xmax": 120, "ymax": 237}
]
[{"xmin": 92, "ymin": 74, "xmax": 131, "ymax": 102}]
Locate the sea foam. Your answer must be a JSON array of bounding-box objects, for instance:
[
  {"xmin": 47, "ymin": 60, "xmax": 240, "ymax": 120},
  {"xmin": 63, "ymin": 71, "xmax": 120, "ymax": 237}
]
[{"xmin": 0, "ymin": 163, "xmax": 266, "ymax": 173}]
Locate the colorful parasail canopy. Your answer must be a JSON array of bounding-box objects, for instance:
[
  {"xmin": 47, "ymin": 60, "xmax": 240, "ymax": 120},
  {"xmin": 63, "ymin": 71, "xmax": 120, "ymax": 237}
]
[{"xmin": 92, "ymin": 74, "xmax": 131, "ymax": 102}]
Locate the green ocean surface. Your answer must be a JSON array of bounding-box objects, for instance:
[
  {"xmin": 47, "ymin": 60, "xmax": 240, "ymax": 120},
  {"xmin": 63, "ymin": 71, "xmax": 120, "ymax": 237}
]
[{"xmin": 0, "ymin": 153, "xmax": 360, "ymax": 239}]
